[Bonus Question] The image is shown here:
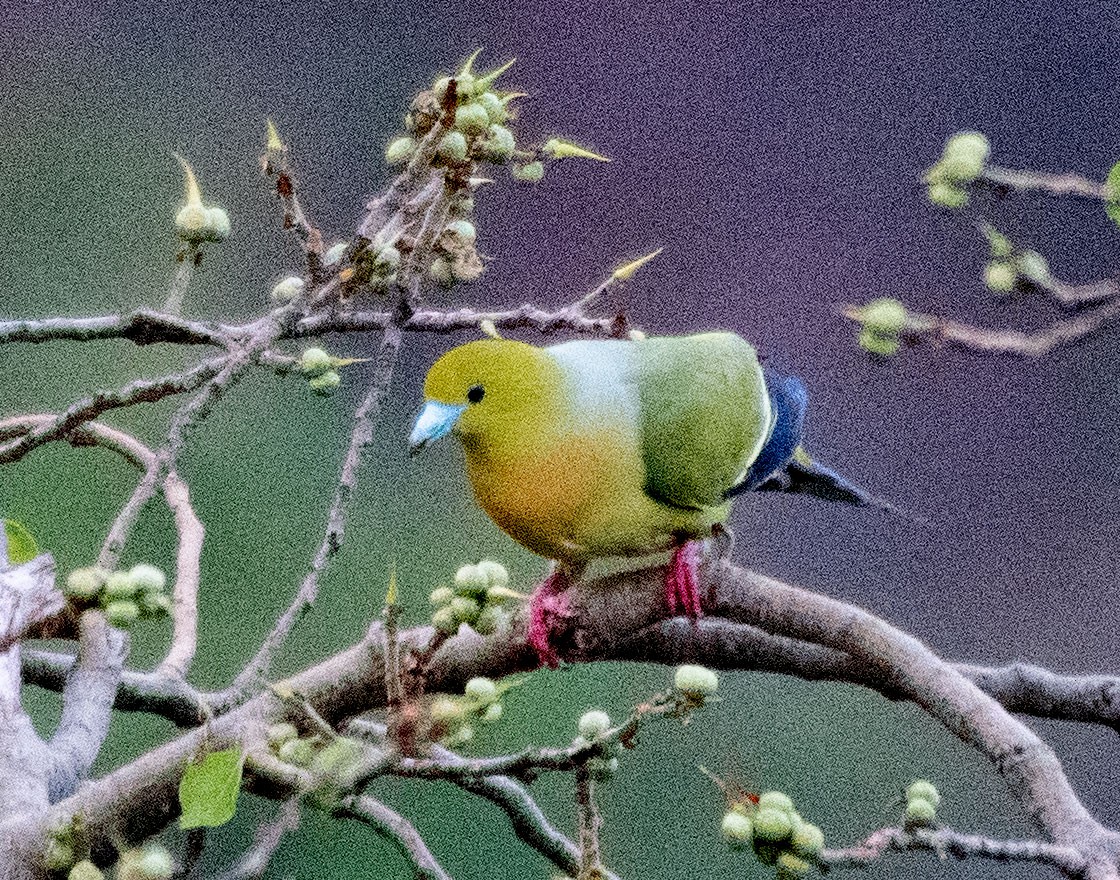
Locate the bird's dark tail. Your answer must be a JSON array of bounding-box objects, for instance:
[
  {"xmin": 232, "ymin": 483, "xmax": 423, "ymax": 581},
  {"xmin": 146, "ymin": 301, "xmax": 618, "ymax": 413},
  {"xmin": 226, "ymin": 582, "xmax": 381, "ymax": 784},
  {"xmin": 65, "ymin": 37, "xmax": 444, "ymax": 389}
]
[{"xmin": 728, "ymin": 370, "xmax": 906, "ymax": 517}]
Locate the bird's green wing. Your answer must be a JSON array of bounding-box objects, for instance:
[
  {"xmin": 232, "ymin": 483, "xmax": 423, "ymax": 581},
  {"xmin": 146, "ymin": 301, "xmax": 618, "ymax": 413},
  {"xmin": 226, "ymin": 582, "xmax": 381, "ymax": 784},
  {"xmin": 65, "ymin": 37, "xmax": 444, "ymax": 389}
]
[{"xmin": 635, "ymin": 333, "xmax": 770, "ymax": 509}]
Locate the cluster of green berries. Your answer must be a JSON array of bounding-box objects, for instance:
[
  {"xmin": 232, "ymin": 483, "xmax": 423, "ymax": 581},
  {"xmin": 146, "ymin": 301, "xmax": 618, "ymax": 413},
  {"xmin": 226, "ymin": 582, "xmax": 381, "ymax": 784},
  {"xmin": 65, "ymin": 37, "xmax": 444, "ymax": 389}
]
[
  {"xmin": 572, "ymin": 709, "xmax": 622, "ymax": 782},
  {"xmin": 428, "ymin": 218, "xmax": 483, "ymax": 288},
  {"xmin": 854, "ymin": 297, "xmax": 908, "ymax": 357},
  {"xmin": 903, "ymin": 779, "xmax": 941, "ymax": 829},
  {"xmin": 924, "ymin": 131, "xmax": 990, "ymax": 209},
  {"xmin": 428, "ymin": 675, "xmax": 510, "ymax": 746},
  {"xmin": 981, "ymin": 225, "xmax": 1051, "ymax": 294},
  {"xmin": 430, "ymin": 560, "xmax": 517, "ymax": 636},
  {"xmin": 346, "ymin": 238, "xmax": 401, "ymax": 294},
  {"xmin": 268, "ymin": 722, "xmax": 369, "ymax": 781},
  {"xmin": 673, "ymin": 664, "xmax": 720, "ymax": 704},
  {"xmin": 43, "ymin": 819, "xmax": 173, "ymax": 880},
  {"xmin": 720, "ymin": 791, "xmax": 824, "ymax": 879},
  {"xmin": 64, "ymin": 563, "xmax": 170, "ymax": 628}
]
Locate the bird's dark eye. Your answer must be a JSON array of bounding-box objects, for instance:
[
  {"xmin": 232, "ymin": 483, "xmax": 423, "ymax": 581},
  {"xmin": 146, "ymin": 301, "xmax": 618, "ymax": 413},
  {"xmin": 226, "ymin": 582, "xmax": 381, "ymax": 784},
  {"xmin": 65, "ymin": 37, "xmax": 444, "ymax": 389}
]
[{"xmin": 467, "ymin": 384, "xmax": 485, "ymax": 404}]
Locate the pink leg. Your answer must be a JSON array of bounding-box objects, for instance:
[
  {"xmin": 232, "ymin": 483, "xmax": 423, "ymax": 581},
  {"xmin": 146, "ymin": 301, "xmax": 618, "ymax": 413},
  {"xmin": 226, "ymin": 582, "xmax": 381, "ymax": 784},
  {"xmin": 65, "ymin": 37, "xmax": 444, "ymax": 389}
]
[
  {"xmin": 666, "ymin": 539, "xmax": 704, "ymax": 619},
  {"xmin": 527, "ymin": 568, "xmax": 573, "ymax": 669}
]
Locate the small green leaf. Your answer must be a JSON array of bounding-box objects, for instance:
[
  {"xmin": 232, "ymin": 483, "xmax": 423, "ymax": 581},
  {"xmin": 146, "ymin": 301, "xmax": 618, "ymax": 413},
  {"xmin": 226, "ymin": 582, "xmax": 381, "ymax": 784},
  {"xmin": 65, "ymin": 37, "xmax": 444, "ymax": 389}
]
[
  {"xmin": 3, "ymin": 520, "xmax": 38, "ymax": 564},
  {"xmin": 179, "ymin": 746, "xmax": 244, "ymax": 829}
]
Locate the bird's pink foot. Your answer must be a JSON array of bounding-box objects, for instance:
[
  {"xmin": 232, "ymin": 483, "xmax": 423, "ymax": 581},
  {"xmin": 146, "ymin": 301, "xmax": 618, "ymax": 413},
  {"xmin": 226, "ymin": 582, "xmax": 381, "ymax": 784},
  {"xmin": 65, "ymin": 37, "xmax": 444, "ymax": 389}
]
[
  {"xmin": 666, "ymin": 539, "xmax": 704, "ymax": 619},
  {"xmin": 527, "ymin": 569, "xmax": 573, "ymax": 669}
]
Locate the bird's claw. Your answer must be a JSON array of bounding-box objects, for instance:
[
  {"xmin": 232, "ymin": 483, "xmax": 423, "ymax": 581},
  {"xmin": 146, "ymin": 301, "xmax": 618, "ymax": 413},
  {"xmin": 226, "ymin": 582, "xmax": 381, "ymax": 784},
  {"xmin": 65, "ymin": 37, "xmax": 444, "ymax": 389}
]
[
  {"xmin": 666, "ymin": 539, "xmax": 704, "ymax": 619},
  {"xmin": 527, "ymin": 570, "xmax": 573, "ymax": 669}
]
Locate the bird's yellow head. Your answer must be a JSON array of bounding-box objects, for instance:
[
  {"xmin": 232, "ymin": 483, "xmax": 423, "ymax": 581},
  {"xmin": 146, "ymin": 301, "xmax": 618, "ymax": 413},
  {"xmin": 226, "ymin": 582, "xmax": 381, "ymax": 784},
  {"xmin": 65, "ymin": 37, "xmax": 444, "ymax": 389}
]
[{"xmin": 409, "ymin": 339, "xmax": 562, "ymax": 454}]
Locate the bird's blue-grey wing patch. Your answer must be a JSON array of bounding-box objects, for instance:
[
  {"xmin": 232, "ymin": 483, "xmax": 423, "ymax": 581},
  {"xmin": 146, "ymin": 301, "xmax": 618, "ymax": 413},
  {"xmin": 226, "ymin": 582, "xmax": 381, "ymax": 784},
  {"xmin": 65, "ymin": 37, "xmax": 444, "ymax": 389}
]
[{"xmin": 731, "ymin": 370, "xmax": 807, "ymax": 493}]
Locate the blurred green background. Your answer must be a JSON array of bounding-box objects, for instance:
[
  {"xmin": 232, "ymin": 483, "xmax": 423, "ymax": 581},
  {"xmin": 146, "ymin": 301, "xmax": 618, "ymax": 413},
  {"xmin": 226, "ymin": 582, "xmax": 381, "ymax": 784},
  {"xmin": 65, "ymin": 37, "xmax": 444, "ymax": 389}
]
[{"xmin": 2, "ymin": 1, "xmax": 1119, "ymax": 877}]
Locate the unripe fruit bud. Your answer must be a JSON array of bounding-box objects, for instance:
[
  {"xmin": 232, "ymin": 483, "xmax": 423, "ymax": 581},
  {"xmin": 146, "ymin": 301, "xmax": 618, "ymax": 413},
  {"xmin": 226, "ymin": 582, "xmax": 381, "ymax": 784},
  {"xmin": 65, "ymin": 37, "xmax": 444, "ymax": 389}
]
[
  {"xmin": 721, "ymin": 811, "xmax": 752, "ymax": 847},
  {"xmin": 776, "ymin": 852, "xmax": 813, "ymax": 879},
  {"xmin": 984, "ymin": 260, "xmax": 1017, "ymax": 293},
  {"xmin": 310, "ymin": 737, "xmax": 365, "ymax": 786},
  {"xmin": 454, "ymin": 102, "xmax": 490, "ymax": 136},
  {"xmin": 473, "ymin": 604, "xmax": 507, "ymax": 635},
  {"xmin": 753, "ymin": 807, "xmax": 794, "ymax": 842},
  {"xmin": 432, "ymin": 605, "xmax": 459, "ymax": 635},
  {"xmin": 271, "ymin": 276, "xmax": 306, "ymax": 303},
  {"xmin": 475, "ymin": 559, "xmax": 508, "ymax": 589},
  {"xmin": 512, "ymin": 160, "xmax": 545, "ymax": 183},
  {"xmin": 905, "ymin": 779, "xmax": 941, "ymax": 808},
  {"xmin": 791, "ymin": 821, "xmax": 825, "ymax": 856},
  {"xmin": 444, "ymin": 219, "xmax": 477, "ymax": 245},
  {"xmin": 138, "ymin": 592, "xmax": 173, "ymax": 617},
  {"xmin": 430, "ymin": 697, "xmax": 465, "ymax": 724},
  {"xmin": 858, "ymin": 328, "xmax": 899, "ymax": 357},
  {"xmin": 1016, "ymin": 249, "xmax": 1050, "ymax": 285},
  {"xmin": 926, "ymin": 181, "xmax": 969, "ymax": 208},
  {"xmin": 104, "ymin": 600, "xmax": 140, "ymax": 628},
  {"xmin": 940, "ymin": 130, "xmax": 990, "ymax": 181},
  {"xmin": 454, "ymin": 564, "xmax": 490, "ymax": 598},
  {"xmin": 860, "ymin": 298, "xmax": 907, "ymax": 336},
  {"xmin": 480, "ymin": 124, "xmax": 516, "ymax": 163},
  {"xmin": 309, "ymin": 371, "xmax": 341, "ymax": 396},
  {"xmin": 129, "ymin": 564, "xmax": 166, "ymax": 594},
  {"xmin": 132, "ymin": 844, "xmax": 174, "ymax": 880},
  {"xmin": 905, "ymin": 797, "xmax": 937, "ymax": 826},
  {"xmin": 267, "ymin": 722, "xmax": 300, "ymax": 751},
  {"xmin": 44, "ymin": 838, "xmax": 74, "ymax": 871},
  {"xmin": 203, "ymin": 207, "xmax": 230, "ymax": 242},
  {"xmin": 175, "ymin": 204, "xmax": 208, "ymax": 241},
  {"xmin": 757, "ymin": 791, "xmax": 795, "ymax": 814},
  {"xmin": 476, "ymin": 91, "xmax": 507, "ymax": 123},
  {"xmin": 449, "ymin": 596, "xmax": 481, "ymax": 625},
  {"xmin": 438, "ymin": 131, "xmax": 469, "ymax": 163},
  {"xmin": 673, "ymin": 664, "xmax": 718, "ymax": 697},
  {"xmin": 429, "ymin": 586, "xmax": 455, "ymax": 607},
  {"xmin": 104, "ymin": 571, "xmax": 139, "ymax": 600},
  {"xmin": 300, "ymin": 348, "xmax": 334, "ymax": 376},
  {"xmin": 68, "ymin": 861, "xmax": 104, "ymax": 880},
  {"xmin": 65, "ymin": 567, "xmax": 107, "ymax": 600},
  {"xmin": 465, "ymin": 676, "xmax": 498, "ymax": 704},
  {"xmin": 323, "ymin": 242, "xmax": 347, "ymax": 266},
  {"xmin": 277, "ymin": 738, "xmax": 314, "ymax": 767},
  {"xmin": 385, "ymin": 136, "xmax": 417, "ymax": 165},
  {"xmin": 481, "ymin": 703, "xmax": 503, "ymax": 723},
  {"xmin": 577, "ymin": 709, "xmax": 611, "ymax": 739},
  {"xmin": 428, "ymin": 256, "xmax": 454, "ymax": 287},
  {"xmin": 374, "ymin": 245, "xmax": 401, "ymax": 273}
]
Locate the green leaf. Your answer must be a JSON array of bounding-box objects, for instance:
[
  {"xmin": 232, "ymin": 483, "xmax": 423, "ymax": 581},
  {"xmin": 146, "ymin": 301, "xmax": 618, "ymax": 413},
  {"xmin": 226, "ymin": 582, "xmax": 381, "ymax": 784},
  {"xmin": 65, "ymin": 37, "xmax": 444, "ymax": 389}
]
[
  {"xmin": 3, "ymin": 520, "xmax": 38, "ymax": 565},
  {"xmin": 179, "ymin": 746, "xmax": 244, "ymax": 829},
  {"xmin": 1106, "ymin": 161, "xmax": 1120, "ymax": 228}
]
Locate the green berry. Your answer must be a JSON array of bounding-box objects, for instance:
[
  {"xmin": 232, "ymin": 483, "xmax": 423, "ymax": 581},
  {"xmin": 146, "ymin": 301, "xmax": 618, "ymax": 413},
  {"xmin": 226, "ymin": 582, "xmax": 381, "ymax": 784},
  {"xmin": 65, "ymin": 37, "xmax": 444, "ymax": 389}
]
[
  {"xmin": 385, "ymin": 136, "xmax": 417, "ymax": 165},
  {"xmin": 905, "ymin": 797, "xmax": 937, "ymax": 827},
  {"xmin": 673, "ymin": 664, "xmax": 719, "ymax": 698},
  {"xmin": 447, "ymin": 723, "xmax": 474, "ymax": 745},
  {"xmin": 277, "ymin": 738, "xmax": 314, "ymax": 767},
  {"xmin": 479, "ymin": 123, "xmax": 516, "ymax": 163},
  {"xmin": 473, "ymin": 604, "xmax": 508, "ymax": 635},
  {"xmin": 858, "ymin": 328, "xmax": 900, "ymax": 357},
  {"xmin": 133, "ymin": 844, "xmax": 174, "ymax": 880},
  {"xmin": 481, "ymin": 703, "xmax": 503, "ymax": 723},
  {"xmin": 203, "ymin": 207, "xmax": 230, "ymax": 242},
  {"xmin": 309, "ymin": 370, "xmax": 341, "ymax": 396},
  {"xmin": 437, "ymin": 131, "xmax": 469, "ymax": 163},
  {"xmin": 984, "ymin": 260, "xmax": 1017, "ymax": 293},
  {"xmin": 752, "ymin": 807, "xmax": 794, "ymax": 842},
  {"xmin": 454, "ymin": 564, "xmax": 490, "ymax": 598},
  {"xmin": 103, "ymin": 571, "xmax": 139, "ymax": 600},
  {"xmin": 432, "ymin": 605, "xmax": 459, "ymax": 635},
  {"xmin": 300, "ymin": 347, "xmax": 334, "ymax": 376},
  {"xmin": 428, "ymin": 256, "xmax": 454, "ymax": 287},
  {"xmin": 429, "ymin": 586, "xmax": 455, "ymax": 607},
  {"xmin": 137, "ymin": 592, "xmax": 172, "ymax": 617},
  {"xmin": 449, "ymin": 596, "xmax": 481, "ymax": 625},
  {"xmin": 926, "ymin": 180, "xmax": 969, "ymax": 208},
  {"xmin": 512, "ymin": 160, "xmax": 545, "ymax": 183},
  {"xmin": 776, "ymin": 852, "xmax": 813, "ymax": 879},
  {"xmin": 374, "ymin": 245, "xmax": 400, "ymax": 273},
  {"xmin": 476, "ymin": 559, "xmax": 509, "ymax": 590},
  {"xmin": 476, "ymin": 91, "xmax": 507, "ymax": 123},
  {"xmin": 1016, "ymin": 249, "xmax": 1050, "ymax": 285},
  {"xmin": 175, "ymin": 204, "xmax": 208, "ymax": 241},
  {"xmin": 860, "ymin": 297, "xmax": 906, "ymax": 336},
  {"xmin": 271, "ymin": 275, "xmax": 306, "ymax": 302},
  {"xmin": 465, "ymin": 676, "xmax": 498, "ymax": 704},
  {"xmin": 587, "ymin": 756, "xmax": 618, "ymax": 782},
  {"xmin": 267, "ymin": 722, "xmax": 299, "ymax": 752},
  {"xmin": 940, "ymin": 130, "xmax": 990, "ymax": 181},
  {"xmin": 65, "ymin": 567, "xmax": 107, "ymax": 600},
  {"xmin": 1105, "ymin": 161, "xmax": 1120, "ymax": 227},
  {"xmin": 310, "ymin": 737, "xmax": 365, "ymax": 786},
  {"xmin": 791, "ymin": 821, "xmax": 825, "ymax": 856},
  {"xmin": 445, "ymin": 219, "xmax": 477, "ymax": 245},
  {"xmin": 323, "ymin": 242, "xmax": 347, "ymax": 266},
  {"xmin": 44, "ymin": 837, "xmax": 74, "ymax": 871},
  {"xmin": 720, "ymin": 811, "xmax": 753, "ymax": 848},
  {"xmin": 905, "ymin": 779, "xmax": 941, "ymax": 808},
  {"xmin": 757, "ymin": 791, "xmax": 795, "ymax": 814},
  {"xmin": 577, "ymin": 709, "xmax": 611, "ymax": 739},
  {"xmin": 429, "ymin": 697, "xmax": 465, "ymax": 724},
  {"xmin": 454, "ymin": 102, "xmax": 490, "ymax": 136},
  {"xmin": 68, "ymin": 861, "xmax": 104, "ymax": 880},
  {"xmin": 103, "ymin": 600, "xmax": 140, "ymax": 628},
  {"xmin": 129, "ymin": 563, "xmax": 166, "ymax": 594},
  {"xmin": 983, "ymin": 225, "xmax": 1013, "ymax": 258}
]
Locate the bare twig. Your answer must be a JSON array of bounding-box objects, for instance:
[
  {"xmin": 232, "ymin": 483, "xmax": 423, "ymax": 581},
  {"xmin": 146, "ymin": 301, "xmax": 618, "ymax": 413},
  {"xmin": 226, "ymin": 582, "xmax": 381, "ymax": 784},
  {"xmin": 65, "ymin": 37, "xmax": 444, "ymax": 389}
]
[
  {"xmin": 214, "ymin": 799, "xmax": 300, "ymax": 880},
  {"xmin": 336, "ymin": 795, "xmax": 453, "ymax": 880},
  {"xmin": 981, "ymin": 164, "xmax": 1111, "ymax": 200}
]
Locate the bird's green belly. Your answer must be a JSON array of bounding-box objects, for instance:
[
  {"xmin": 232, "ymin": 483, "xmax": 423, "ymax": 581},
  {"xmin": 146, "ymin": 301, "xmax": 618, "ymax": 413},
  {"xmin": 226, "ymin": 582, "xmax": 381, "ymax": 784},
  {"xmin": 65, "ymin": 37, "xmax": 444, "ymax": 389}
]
[{"xmin": 464, "ymin": 431, "xmax": 729, "ymax": 563}]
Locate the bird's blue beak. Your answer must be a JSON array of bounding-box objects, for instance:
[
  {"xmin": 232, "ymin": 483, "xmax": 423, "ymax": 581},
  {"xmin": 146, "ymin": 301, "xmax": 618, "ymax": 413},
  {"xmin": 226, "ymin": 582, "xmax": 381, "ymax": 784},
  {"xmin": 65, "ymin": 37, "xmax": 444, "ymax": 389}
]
[{"xmin": 409, "ymin": 401, "xmax": 466, "ymax": 456}]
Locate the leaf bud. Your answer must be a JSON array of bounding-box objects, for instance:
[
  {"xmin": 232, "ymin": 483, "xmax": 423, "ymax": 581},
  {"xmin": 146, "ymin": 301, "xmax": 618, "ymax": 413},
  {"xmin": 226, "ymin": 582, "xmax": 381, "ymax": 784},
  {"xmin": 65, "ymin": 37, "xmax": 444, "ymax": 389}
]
[
  {"xmin": 385, "ymin": 136, "xmax": 417, "ymax": 165},
  {"xmin": 577, "ymin": 709, "xmax": 611, "ymax": 740},
  {"xmin": 905, "ymin": 779, "xmax": 941, "ymax": 808},
  {"xmin": 984, "ymin": 260, "xmax": 1017, "ymax": 293},
  {"xmin": 512, "ymin": 160, "xmax": 545, "ymax": 183},
  {"xmin": 271, "ymin": 276, "xmax": 306, "ymax": 303}
]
